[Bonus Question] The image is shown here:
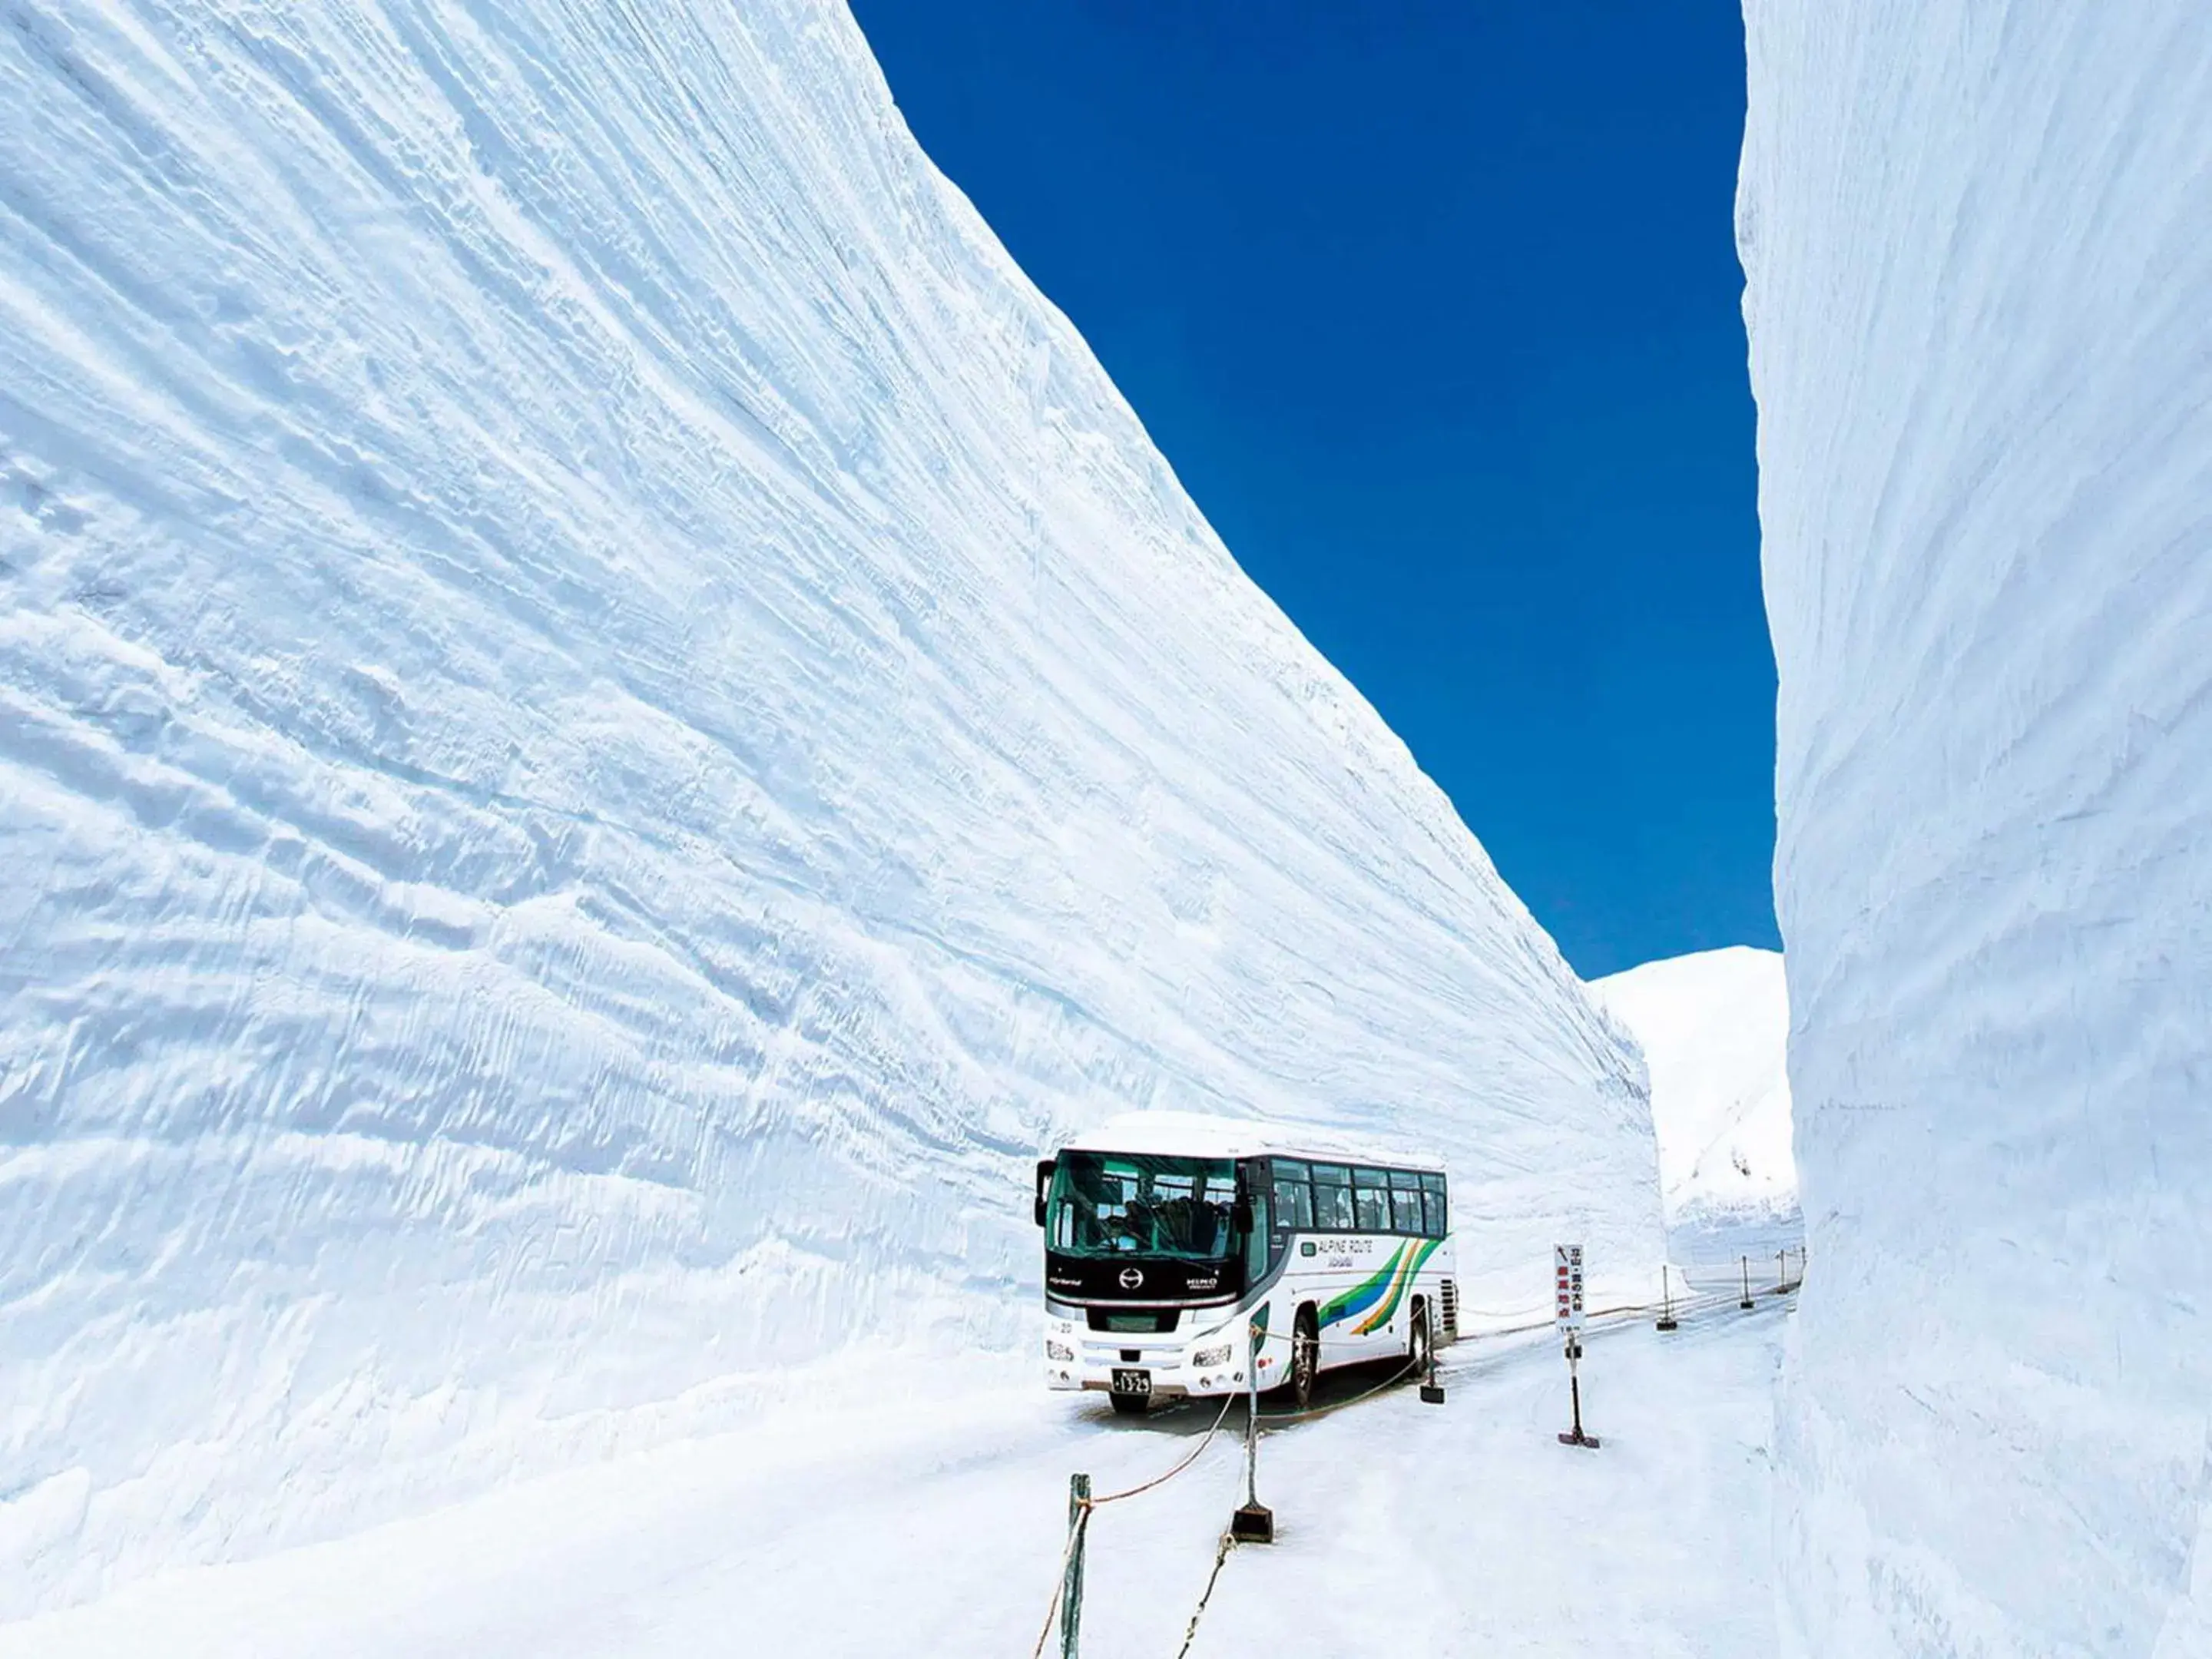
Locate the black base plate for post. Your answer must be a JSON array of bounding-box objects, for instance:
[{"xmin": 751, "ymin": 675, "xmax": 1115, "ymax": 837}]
[
  {"xmin": 1557, "ymin": 1431, "xmax": 1602, "ymax": 1449},
  {"xmin": 1231, "ymin": 1502, "xmax": 1275, "ymax": 1543},
  {"xmin": 1420, "ymin": 1382, "xmax": 1445, "ymax": 1404},
  {"xmin": 1655, "ymin": 1316, "xmax": 1677, "ymax": 1331}
]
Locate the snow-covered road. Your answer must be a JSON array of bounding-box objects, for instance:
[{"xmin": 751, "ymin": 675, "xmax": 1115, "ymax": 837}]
[{"xmin": 2, "ymin": 1295, "xmax": 1790, "ymax": 1657}]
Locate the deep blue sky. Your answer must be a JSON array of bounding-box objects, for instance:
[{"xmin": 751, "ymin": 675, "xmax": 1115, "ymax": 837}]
[{"xmin": 851, "ymin": 2, "xmax": 1776, "ymax": 979}]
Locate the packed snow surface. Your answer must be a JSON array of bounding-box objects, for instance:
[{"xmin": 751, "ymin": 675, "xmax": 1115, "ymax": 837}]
[
  {"xmin": 1591, "ymin": 947, "xmax": 1793, "ymax": 1226},
  {"xmin": 0, "ymin": 1300, "xmax": 1794, "ymax": 1659},
  {"xmin": 1740, "ymin": 2, "xmax": 2212, "ymax": 1652},
  {"xmin": 0, "ymin": 0, "xmax": 1658, "ymax": 1617}
]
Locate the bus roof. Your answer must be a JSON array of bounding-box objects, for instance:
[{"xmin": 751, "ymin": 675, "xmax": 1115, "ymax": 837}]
[{"xmin": 1055, "ymin": 1111, "xmax": 1448, "ymax": 1172}]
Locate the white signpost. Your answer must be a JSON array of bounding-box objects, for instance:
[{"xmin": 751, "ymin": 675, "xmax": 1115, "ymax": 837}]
[{"xmin": 1554, "ymin": 1243, "xmax": 1599, "ymax": 1449}]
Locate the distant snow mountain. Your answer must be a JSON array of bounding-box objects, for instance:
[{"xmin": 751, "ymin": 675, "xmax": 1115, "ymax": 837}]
[
  {"xmin": 0, "ymin": 0, "xmax": 1657, "ymax": 1617},
  {"xmin": 1590, "ymin": 947, "xmax": 1793, "ymax": 1226}
]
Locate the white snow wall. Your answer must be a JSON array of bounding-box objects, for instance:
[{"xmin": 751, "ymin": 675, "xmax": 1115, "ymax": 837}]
[
  {"xmin": 0, "ymin": 0, "xmax": 1658, "ymax": 1615},
  {"xmin": 1740, "ymin": 5, "xmax": 2212, "ymax": 1654}
]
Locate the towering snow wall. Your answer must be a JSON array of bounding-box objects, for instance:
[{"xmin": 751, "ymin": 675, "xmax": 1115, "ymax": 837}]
[
  {"xmin": 1740, "ymin": 4, "xmax": 2212, "ymax": 1652},
  {"xmin": 0, "ymin": 0, "xmax": 1657, "ymax": 1615}
]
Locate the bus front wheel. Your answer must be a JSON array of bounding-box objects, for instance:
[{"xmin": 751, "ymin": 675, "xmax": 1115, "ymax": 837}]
[{"xmin": 1289, "ymin": 1309, "xmax": 1319, "ymax": 1412}]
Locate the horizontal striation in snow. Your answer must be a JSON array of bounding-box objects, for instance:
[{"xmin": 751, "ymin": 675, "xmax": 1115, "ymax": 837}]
[
  {"xmin": 0, "ymin": 0, "xmax": 1658, "ymax": 1615},
  {"xmin": 1740, "ymin": 2, "xmax": 2212, "ymax": 1653}
]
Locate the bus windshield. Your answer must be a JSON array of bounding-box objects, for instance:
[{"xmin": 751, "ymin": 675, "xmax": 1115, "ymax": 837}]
[{"xmin": 1046, "ymin": 1152, "xmax": 1239, "ymax": 1260}]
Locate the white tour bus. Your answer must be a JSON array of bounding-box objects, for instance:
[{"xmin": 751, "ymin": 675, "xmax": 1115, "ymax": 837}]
[{"xmin": 1034, "ymin": 1111, "xmax": 1458, "ymax": 1413}]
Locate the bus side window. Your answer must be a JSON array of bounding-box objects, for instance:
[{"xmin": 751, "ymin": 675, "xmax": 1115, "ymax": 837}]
[
  {"xmin": 1353, "ymin": 1168, "xmax": 1390, "ymax": 1233},
  {"xmin": 1311, "ymin": 1164, "xmax": 1353, "ymax": 1230},
  {"xmin": 1272, "ymin": 1160, "xmax": 1315, "ymax": 1232},
  {"xmin": 1320, "ymin": 1184, "xmax": 1353, "ymax": 1230},
  {"xmin": 1388, "ymin": 1168, "xmax": 1423, "ymax": 1234},
  {"xmin": 1421, "ymin": 1171, "xmax": 1448, "ymax": 1237},
  {"xmin": 1390, "ymin": 1187, "xmax": 1423, "ymax": 1234}
]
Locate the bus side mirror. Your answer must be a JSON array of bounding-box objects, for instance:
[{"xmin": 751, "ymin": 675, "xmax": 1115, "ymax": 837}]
[
  {"xmin": 1034, "ymin": 1160, "xmax": 1055, "ymax": 1228},
  {"xmin": 1232, "ymin": 1197, "xmax": 1254, "ymax": 1234}
]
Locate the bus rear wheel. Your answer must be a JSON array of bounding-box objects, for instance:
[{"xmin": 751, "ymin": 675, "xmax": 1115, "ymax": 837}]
[{"xmin": 1408, "ymin": 1300, "xmax": 1432, "ymax": 1379}]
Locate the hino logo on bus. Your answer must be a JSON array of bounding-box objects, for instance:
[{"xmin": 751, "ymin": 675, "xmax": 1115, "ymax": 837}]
[{"xmin": 1118, "ymin": 1267, "xmax": 1144, "ymax": 1290}]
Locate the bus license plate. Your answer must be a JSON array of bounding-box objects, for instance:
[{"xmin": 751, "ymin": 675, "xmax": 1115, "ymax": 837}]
[{"xmin": 1111, "ymin": 1369, "xmax": 1151, "ymax": 1398}]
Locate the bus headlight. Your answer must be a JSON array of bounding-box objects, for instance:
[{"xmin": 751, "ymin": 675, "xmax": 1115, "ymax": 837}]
[
  {"xmin": 1046, "ymin": 1339, "xmax": 1076, "ymax": 1363},
  {"xmin": 1191, "ymin": 1343, "xmax": 1232, "ymax": 1369}
]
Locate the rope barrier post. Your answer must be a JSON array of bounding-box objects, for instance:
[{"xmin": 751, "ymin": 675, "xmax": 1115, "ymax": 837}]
[
  {"xmin": 1739, "ymin": 1253, "xmax": 1753, "ymax": 1311},
  {"xmin": 1557, "ymin": 1334, "xmax": 1601, "ymax": 1449},
  {"xmin": 1230, "ymin": 1321, "xmax": 1273, "ymax": 1543},
  {"xmin": 1061, "ymin": 1473, "xmax": 1089, "ymax": 1659},
  {"xmin": 1777, "ymin": 1249, "xmax": 1787, "ymax": 1295},
  {"xmin": 1657, "ymin": 1263, "xmax": 1678, "ymax": 1332}
]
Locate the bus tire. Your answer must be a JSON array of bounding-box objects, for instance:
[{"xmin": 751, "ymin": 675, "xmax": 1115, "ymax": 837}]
[
  {"xmin": 1408, "ymin": 1298, "xmax": 1432, "ymax": 1379},
  {"xmin": 1110, "ymin": 1392, "xmax": 1149, "ymax": 1416},
  {"xmin": 1289, "ymin": 1306, "xmax": 1319, "ymax": 1412}
]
